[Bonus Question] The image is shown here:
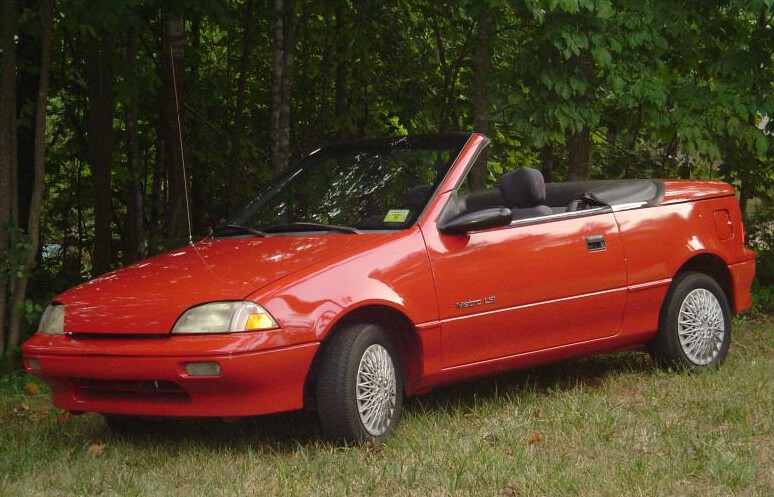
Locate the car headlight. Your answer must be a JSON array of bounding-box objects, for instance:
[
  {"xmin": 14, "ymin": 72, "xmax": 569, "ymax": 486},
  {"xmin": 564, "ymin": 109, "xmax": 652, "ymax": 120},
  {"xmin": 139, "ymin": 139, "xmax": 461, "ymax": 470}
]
[
  {"xmin": 38, "ymin": 304, "xmax": 65, "ymax": 335},
  {"xmin": 171, "ymin": 301, "xmax": 279, "ymax": 334}
]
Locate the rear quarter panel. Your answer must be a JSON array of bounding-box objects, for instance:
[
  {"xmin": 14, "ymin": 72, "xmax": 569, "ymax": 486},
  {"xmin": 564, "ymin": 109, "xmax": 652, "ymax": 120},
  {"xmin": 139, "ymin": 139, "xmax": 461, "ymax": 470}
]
[{"xmin": 614, "ymin": 193, "xmax": 753, "ymax": 341}]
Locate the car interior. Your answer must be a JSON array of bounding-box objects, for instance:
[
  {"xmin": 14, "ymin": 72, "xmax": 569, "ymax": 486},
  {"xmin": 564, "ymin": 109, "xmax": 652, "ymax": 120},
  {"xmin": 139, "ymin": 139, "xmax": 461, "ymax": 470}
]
[{"xmin": 451, "ymin": 167, "xmax": 666, "ymax": 222}]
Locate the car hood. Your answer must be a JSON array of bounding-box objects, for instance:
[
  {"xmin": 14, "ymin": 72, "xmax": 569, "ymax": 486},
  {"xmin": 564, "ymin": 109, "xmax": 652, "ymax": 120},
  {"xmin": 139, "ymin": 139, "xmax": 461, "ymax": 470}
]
[{"xmin": 56, "ymin": 234, "xmax": 389, "ymax": 334}]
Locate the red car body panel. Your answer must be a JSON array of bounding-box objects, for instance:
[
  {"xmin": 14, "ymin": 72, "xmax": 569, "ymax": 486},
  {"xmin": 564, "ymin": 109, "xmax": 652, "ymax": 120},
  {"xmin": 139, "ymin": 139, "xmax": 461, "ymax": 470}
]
[
  {"xmin": 659, "ymin": 180, "xmax": 736, "ymax": 204},
  {"xmin": 22, "ymin": 133, "xmax": 756, "ymax": 419},
  {"xmin": 423, "ymin": 203, "xmax": 628, "ymax": 368},
  {"xmin": 55, "ymin": 234, "xmax": 393, "ymax": 334},
  {"xmin": 24, "ymin": 334, "xmax": 317, "ymax": 416}
]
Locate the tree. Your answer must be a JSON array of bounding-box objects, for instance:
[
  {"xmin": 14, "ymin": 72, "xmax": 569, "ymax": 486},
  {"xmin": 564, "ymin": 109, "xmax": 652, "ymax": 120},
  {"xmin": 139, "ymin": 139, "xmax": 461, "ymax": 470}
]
[
  {"xmin": 270, "ymin": 0, "xmax": 296, "ymax": 176},
  {"xmin": 7, "ymin": 0, "xmax": 53, "ymax": 354},
  {"xmin": 0, "ymin": 0, "xmax": 18, "ymax": 355},
  {"xmin": 469, "ymin": 4, "xmax": 495, "ymax": 189},
  {"xmin": 85, "ymin": 29, "xmax": 116, "ymax": 275},
  {"xmin": 122, "ymin": 23, "xmax": 145, "ymax": 265},
  {"xmin": 161, "ymin": 10, "xmax": 190, "ymax": 247},
  {"xmin": 1, "ymin": 0, "xmax": 773, "ymax": 361},
  {"xmin": 227, "ymin": 0, "xmax": 257, "ymax": 215}
]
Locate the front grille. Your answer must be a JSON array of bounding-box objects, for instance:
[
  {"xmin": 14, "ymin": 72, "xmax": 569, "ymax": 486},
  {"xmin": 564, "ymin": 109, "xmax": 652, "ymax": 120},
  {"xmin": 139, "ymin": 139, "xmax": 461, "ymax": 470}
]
[{"xmin": 70, "ymin": 378, "xmax": 190, "ymax": 403}]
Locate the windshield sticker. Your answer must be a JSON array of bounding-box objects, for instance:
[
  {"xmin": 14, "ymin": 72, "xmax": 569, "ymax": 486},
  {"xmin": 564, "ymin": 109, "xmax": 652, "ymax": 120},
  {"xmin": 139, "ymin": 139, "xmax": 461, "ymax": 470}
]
[{"xmin": 384, "ymin": 209, "xmax": 410, "ymax": 223}]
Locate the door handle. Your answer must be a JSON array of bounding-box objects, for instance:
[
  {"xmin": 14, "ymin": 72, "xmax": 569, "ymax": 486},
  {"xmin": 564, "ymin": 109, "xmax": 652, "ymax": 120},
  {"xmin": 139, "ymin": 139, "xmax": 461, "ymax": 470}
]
[{"xmin": 585, "ymin": 234, "xmax": 606, "ymax": 252}]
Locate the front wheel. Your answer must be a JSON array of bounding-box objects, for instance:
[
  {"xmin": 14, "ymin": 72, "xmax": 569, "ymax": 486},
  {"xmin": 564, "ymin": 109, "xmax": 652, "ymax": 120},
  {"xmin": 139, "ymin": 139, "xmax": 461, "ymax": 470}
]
[
  {"xmin": 649, "ymin": 271, "xmax": 731, "ymax": 371},
  {"xmin": 315, "ymin": 323, "xmax": 403, "ymax": 443}
]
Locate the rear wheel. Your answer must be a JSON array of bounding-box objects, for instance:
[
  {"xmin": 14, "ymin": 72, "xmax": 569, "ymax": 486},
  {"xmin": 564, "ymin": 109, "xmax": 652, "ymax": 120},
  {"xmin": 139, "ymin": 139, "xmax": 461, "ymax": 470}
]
[
  {"xmin": 649, "ymin": 271, "xmax": 731, "ymax": 371},
  {"xmin": 315, "ymin": 323, "xmax": 403, "ymax": 443}
]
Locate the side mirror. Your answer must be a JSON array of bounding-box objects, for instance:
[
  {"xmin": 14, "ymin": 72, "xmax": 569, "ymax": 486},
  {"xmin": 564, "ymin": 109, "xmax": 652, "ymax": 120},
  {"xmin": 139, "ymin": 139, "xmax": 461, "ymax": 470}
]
[{"xmin": 438, "ymin": 207, "xmax": 512, "ymax": 235}]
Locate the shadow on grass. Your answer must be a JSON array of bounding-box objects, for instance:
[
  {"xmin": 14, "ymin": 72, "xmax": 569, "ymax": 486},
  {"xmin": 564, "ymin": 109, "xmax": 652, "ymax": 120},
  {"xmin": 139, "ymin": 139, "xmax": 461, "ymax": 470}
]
[
  {"xmin": 99, "ymin": 351, "xmax": 654, "ymax": 451},
  {"xmin": 101, "ymin": 410, "xmax": 323, "ymax": 453},
  {"xmin": 404, "ymin": 350, "xmax": 654, "ymax": 414}
]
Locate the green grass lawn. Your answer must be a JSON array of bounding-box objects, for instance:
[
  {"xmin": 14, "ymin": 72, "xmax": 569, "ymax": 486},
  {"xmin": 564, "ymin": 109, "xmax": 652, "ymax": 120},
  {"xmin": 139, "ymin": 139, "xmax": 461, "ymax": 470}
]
[{"xmin": 2, "ymin": 317, "xmax": 772, "ymax": 497}]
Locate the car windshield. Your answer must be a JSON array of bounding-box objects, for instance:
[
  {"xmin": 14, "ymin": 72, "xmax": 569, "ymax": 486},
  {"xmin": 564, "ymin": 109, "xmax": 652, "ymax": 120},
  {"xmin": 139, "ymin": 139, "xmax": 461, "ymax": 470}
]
[{"xmin": 221, "ymin": 134, "xmax": 469, "ymax": 235}]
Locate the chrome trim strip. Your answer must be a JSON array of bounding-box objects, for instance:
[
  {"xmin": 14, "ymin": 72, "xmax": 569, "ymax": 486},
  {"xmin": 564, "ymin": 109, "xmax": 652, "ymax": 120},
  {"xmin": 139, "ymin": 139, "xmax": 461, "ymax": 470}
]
[
  {"xmin": 441, "ymin": 333, "xmax": 617, "ymax": 373},
  {"xmin": 442, "ymin": 286, "xmax": 628, "ymax": 324},
  {"xmin": 628, "ymin": 278, "xmax": 672, "ymax": 291},
  {"xmin": 611, "ymin": 202, "xmax": 648, "ymax": 212},
  {"xmin": 435, "ymin": 278, "xmax": 674, "ymax": 325},
  {"xmin": 497, "ymin": 207, "xmax": 610, "ymax": 230}
]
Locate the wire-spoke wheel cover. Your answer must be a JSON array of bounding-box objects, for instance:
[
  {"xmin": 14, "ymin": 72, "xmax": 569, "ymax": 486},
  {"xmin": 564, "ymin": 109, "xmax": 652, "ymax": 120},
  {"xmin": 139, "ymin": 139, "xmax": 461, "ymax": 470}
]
[
  {"xmin": 356, "ymin": 344, "xmax": 397, "ymax": 437},
  {"xmin": 677, "ymin": 288, "xmax": 725, "ymax": 365}
]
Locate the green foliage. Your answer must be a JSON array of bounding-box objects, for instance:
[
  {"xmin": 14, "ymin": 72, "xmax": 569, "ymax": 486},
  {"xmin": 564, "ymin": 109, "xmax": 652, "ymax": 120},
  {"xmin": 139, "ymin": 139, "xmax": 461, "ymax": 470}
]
[
  {"xmin": 16, "ymin": 300, "xmax": 45, "ymax": 327},
  {"xmin": 0, "ymin": 225, "xmax": 34, "ymax": 280},
  {"xmin": 750, "ymin": 283, "xmax": 774, "ymax": 316},
  {"xmin": 747, "ymin": 208, "xmax": 774, "ymax": 283},
  {"xmin": 2, "ymin": 0, "xmax": 774, "ymax": 361}
]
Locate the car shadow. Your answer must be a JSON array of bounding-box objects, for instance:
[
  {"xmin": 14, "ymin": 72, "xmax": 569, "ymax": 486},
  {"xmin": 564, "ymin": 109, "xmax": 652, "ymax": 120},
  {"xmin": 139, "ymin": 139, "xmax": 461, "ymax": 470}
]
[
  {"xmin": 104, "ymin": 351, "xmax": 654, "ymax": 451},
  {"xmin": 403, "ymin": 350, "xmax": 654, "ymax": 415},
  {"xmin": 102, "ymin": 410, "xmax": 323, "ymax": 452}
]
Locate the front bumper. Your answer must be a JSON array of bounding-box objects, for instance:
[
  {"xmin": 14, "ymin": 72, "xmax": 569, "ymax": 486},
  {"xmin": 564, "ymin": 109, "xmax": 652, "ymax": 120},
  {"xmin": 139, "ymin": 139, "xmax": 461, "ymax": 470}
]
[{"xmin": 22, "ymin": 332, "xmax": 318, "ymax": 418}]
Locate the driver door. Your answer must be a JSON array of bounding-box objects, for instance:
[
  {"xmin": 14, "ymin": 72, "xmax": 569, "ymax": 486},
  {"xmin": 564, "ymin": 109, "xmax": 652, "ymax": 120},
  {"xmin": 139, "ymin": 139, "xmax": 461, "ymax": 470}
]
[{"xmin": 423, "ymin": 208, "xmax": 627, "ymax": 369}]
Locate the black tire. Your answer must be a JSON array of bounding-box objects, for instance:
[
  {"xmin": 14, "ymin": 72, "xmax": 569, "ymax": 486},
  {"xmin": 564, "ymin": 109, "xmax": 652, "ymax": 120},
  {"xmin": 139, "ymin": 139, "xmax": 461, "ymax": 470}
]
[
  {"xmin": 649, "ymin": 271, "xmax": 731, "ymax": 371},
  {"xmin": 315, "ymin": 323, "xmax": 403, "ymax": 443}
]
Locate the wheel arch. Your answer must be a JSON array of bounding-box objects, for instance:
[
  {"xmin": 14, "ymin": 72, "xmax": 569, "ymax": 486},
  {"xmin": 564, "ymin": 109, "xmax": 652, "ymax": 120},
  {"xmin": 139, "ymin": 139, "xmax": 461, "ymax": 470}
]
[
  {"xmin": 303, "ymin": 304, "xmax": 423, "ymax": 409},
  {"xmin": 675, "ymin": 253, "xmax": 734, "ymax": 312}
]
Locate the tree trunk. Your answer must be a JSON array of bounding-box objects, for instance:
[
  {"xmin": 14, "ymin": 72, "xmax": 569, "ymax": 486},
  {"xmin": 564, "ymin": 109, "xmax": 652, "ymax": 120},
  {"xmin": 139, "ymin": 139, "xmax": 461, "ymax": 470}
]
[
  {"xmin": 540, "ymin": 145, "xmax": 553, "ymax": 183},
  {"xmin": 317, "ymin": 0, "xmax": 332, "ymax": 144},
  {"xmin": 279, "ymin": 3, "xmax": 295, "ymax": 169},
  {"xmin": 0, "ymin": 0, "xmax": 18, "ymax": 356},
  {"xmin": 86, "ymin": 33, "xmax": 115, "ymax": 276},
  {"xmin": 333, "ymin": 0, "xmax": 348, "ymax": 140},
  {"xmin": 189, "ymin": 15, "xmax": 208, "ymax": 234},
  {"xmin": 123, "ymin": 25, "xmax": 145, "ymax": 265},
  {"xmin": 149, "ymin": 121, "xmax": 164, "ymax": 253},
  {"xmin": 659, "ymin": 131, "xmax": 679, "ymax": 178},
  {"xmin": 566, "ymin": 49, "xmax": 594, "ymax": 180},
  {"xmin": 161, "ymin": 12, "xmax": 190, "ymax": 247},
  {"xmin": 270, "ymin": 0, "xmax": 284, "ymax": 175},
  {"xmin": 270, "ymin": 0, "xmax": 295, "ymax": 176},
  {"xmin": 14, "ymin": 3, "xmax": 41, "ymax": 234},
  {"xmin": 7, "ymin": 0, "xmax": 52, "ymax": 355},
  {"xmin": 469, "ymin": 7, "xmax": 494, "ymax": 191},
  {"xmin": 567, "ymin": 126, "xmax": 592, "ymax": 180},
  {"xmin": 227, "ymin": 0, "xmax": 257, "ymax": 215},
  {"xmin": 427, "ymin": 11, "xmax": 449, "ymax": 134}
]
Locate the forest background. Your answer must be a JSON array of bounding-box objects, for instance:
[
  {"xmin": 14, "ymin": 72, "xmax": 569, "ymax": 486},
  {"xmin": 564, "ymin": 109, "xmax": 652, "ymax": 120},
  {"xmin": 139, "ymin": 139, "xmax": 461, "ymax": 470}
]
[{"xmin": 1, "ymin": 0, "xmax": 773, "ymax": 363}]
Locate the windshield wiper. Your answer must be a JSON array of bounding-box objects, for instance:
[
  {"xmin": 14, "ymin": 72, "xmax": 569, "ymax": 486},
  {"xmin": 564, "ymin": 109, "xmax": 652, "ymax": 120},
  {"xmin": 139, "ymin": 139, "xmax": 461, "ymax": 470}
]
[
  {"xmin": 212, "ymin": 224, "xmax": 268, "ymax": 238},
  {"xmin": 263, "ymin": 222, "xmax": 360, "ymax": 234}
]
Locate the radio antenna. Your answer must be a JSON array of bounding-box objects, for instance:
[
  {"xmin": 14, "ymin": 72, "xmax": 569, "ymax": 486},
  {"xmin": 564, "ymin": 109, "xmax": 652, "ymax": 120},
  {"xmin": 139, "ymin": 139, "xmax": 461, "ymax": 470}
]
[{"xmin": 170, "ymin": 47, "xmax": 193, "ymax": 245}]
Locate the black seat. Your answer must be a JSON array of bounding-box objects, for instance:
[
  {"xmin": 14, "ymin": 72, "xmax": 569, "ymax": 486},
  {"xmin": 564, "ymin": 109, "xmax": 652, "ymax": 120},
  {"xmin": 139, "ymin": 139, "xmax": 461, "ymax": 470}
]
[
  {"xmin": 404, "ymin": 185, "xmax": 432, "ymax": 210},
  {"xmin": 499, "ymin": 167, "xmax": 553, "ymax": 220}
]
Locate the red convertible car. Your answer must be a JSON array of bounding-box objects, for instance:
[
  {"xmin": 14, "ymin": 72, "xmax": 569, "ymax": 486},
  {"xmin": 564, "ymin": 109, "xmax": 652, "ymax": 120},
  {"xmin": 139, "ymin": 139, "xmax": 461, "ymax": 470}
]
[{"xmin": 23, "ymin": 133, "xmax": 755, "ymax": 442}]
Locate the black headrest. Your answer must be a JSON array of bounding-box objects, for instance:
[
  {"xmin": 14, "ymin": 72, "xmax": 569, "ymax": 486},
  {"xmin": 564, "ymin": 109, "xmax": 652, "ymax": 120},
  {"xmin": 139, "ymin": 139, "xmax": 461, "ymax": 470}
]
[
  {"xmin": 405, "ymin": 185, "xmax": 432, "ymax": 209},
  {"xmin": 499, "ymin": 167, "xmax": 546, "ymax": 208}
]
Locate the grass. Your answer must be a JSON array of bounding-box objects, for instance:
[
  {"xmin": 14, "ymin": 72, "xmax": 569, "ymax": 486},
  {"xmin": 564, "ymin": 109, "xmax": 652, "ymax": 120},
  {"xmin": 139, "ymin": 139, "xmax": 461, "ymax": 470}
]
[{"xmin": 1, "ymin": 317, "xmax": 773, "ymax": 497}]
